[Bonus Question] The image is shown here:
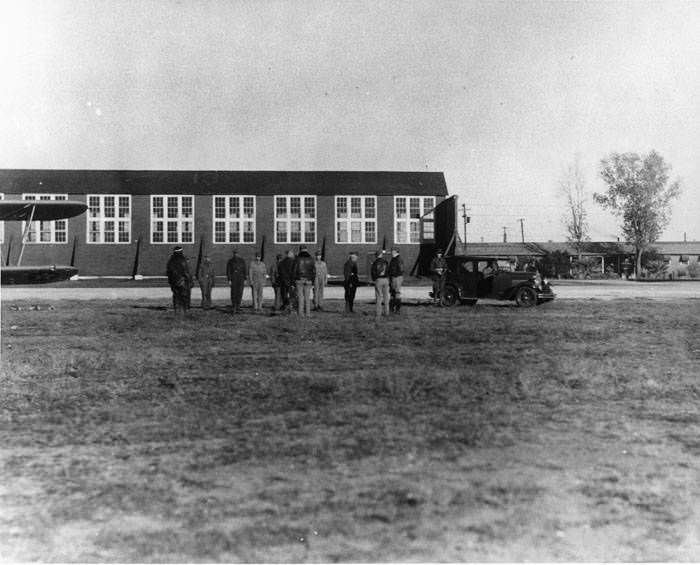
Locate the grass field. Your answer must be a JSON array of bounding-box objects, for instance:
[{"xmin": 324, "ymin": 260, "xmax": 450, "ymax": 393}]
[{"xmin": 1, "ymin": 296, "xmax": 700, "ymax": 561}]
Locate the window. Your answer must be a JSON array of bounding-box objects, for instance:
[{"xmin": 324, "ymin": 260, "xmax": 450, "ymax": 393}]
[
  {"xmin": 0, "ymin": 193, "xmax": 3, "ymax": 244},
  {"xmin": 335, "ymin": 196, "xmax": 377, "ymax": 244},
  {"xmin": 22, "ymin": 193, "xmax": 68, "ymax": 243},
  {"xmin": 274, "ymin": 196, "xmax": 316, "ymax": 244},
  {"xmin": 151, "ymin": 195, "xmax": 194, "ymax": 244},
  {"xmin": 213, "ymin": 196, "xmax": 256, "ymax": 244},
  {"xmin": 87, "ymin": 195, "xmax": 131, "ymax": 243},
  {"xmin": 394, "ymin": 196, "xmax": 435, "ymax": 244}
]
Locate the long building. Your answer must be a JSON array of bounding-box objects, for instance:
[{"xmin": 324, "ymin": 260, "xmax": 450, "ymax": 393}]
[{"xmin": 0, "ymin": 169, "xmax": 448, "ymax": 277}]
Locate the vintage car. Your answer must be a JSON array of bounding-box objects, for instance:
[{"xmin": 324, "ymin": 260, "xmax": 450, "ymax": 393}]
[{"xmin": 433, "ymin": 256, "xmax": 555, "ymax": 307}]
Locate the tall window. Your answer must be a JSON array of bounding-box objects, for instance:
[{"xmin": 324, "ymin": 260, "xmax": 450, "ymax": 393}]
[
  {"xmin": 394, "ymin": 196, "xmax": 435, "ymax": 244},
  {"xmin": 22, "ymin": 194, "xmax": 68, "ymax": 243},
  {"xmin": 335, "ymin": 196, "xmax": 377, "ymax": 244},
  {"xmin": 213, "ymin": 196, "xmax": 256, "ymax": 243},
  {"xmin": 151, "ymin": 195, "xmax": 194, "ymax": 244},
  {"xmin": 87, "ymin": 195, "xmax": 131, "ymax": 243},
  {"xmin": 274, "ymin": 195, "xmax": 316, "ymax": 244}
]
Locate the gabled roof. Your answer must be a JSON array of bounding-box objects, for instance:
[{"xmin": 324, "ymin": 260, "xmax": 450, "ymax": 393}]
[
  {"xmin": 652, "ymin": 241, "xmax": 700, "ymax": 255},
  {"xmin": 0, "ymin": 169, "xmax": 448, "ymax": 197}
]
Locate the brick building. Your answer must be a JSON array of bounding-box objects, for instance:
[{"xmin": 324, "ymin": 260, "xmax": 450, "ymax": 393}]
[{"xmin": 0, "ymin": 170, "xmax": 448, "ymax": 277}]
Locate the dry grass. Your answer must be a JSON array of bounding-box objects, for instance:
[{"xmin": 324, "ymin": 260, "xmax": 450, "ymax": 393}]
[{"xmin": 1, "ymin": 297, "xmax": 700, "ymax": 561}]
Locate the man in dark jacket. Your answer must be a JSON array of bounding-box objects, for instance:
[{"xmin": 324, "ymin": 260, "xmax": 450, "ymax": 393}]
[
  {"xmin": 343, "ymin": 251, "xmax": 359, "ymax": 313},
  {"xmin": 268, "ymin": 253, "xmax": 283, "ymax": 311},
  {"xmin": 430, "ymin": 248, "xmax": 448, "ymax": 305},
  {"xmin": 388, "ymin": 246, "xmax": 404, "ymax": 314},
  {"xmin": 370, "ymin": 249, "xmax": 390, "ymax": 318},
  {"xmin": 292, "ymin": 245, "xmax": 315, "ymax": 317},
  {"xmin": 226, "ymin": 249, "xmax": 247, "ymax": 314},
  {"xmin": 166, "ymin": 246, "xmax": 194, "ymax": 316},
  {"xmin": 277, "ymin": 249, "xmax": 296, "ymax": 312}
]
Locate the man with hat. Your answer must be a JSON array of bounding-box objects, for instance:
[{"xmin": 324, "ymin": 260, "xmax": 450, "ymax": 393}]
[
  {"xmin": 166, "ymin": 246, "xmax": 194, "ymax": 317},
  {"xmin": 292, "ymin": 244, "xmax": 315, "ymax": 317},
  {"xmin": 268, "ymin": 253, "xmax": 284, "ymax": 311},
  {"xmin": 312, "ymin": 249, "xmax": 328, "ymax": 311},
  {"xmin": 248, "ymin": 251, "xmax": 267, "ymax": 311},
  {"xmin": 197, "ymin": 254, "xmax": 216, "ymax": 310},
  {"xmin": 226, "ymin": 248, "xmax": 247, "ymax": 314},
  {"xmin": 430, "ymin": 248, "xmax": 448, "ymax": 305},
  {"xmin": 343, "ymin": 250, "xmax": 360, "ymax": 313},
  {"xmin": 370, "ymin": 249, "xmax": 390, "ymax": 318},
  {"xmin": 388, "ymin": 246, "xmax": 404, "ymax": 314}
]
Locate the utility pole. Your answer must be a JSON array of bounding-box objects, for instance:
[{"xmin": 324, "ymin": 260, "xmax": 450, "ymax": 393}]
[
  {"xmin": 461, "ymin": 204, "xmax": 470, "ymax": 250},
  {"xmin": 518, "ymin": 218, "xmax": 525, "ymax": 243},
  {"xmin": 502, "ymin": 226, "xmax": 508, "ymax": 243}
]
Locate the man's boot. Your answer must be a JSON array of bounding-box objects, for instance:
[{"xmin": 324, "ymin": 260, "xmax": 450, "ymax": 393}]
[{"xmin": 395, "ymin": 299, "xmax": 401, "ymax": 314}]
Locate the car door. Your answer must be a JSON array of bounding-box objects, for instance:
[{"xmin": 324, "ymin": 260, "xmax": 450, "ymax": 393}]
[{"xmin": 458, "ymin": 259, "xmax": 480, "ymax": 299}]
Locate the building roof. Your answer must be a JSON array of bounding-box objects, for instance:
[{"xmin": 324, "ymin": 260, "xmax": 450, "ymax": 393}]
[
  {"xmin": 0, "ymin": 169, "xmax": 448, "ymax": 197},
  {"xmin": 459, "ymin": 240, "xmax": 700, "ymax": 257}
]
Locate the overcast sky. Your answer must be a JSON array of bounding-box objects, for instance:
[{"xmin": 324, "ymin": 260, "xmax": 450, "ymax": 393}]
[{"xmin": 1, "ymin": 0, "xmax": 698, "ymax": 242}]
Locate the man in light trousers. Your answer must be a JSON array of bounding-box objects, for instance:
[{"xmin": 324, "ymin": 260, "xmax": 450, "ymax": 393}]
[{"xmin": 370, "ymin": 249, "xmax": 390, "ymax": 318}]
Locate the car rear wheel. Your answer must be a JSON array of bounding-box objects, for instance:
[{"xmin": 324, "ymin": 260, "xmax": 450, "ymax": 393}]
[
  {"xmin": 515, "ymin": 286, "xmax": 537, "ymax": 307},
  {"xmin": 441, "ymin": 286, "xmax": 458, "ymax": 307}
]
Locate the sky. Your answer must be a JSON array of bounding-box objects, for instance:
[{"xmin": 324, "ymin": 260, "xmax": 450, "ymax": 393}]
[{"xmin": 1, "ymin": 0, "xmax": 698, "ymax": 243}]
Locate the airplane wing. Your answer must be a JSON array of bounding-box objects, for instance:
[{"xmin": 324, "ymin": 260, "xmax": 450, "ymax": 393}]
[
  {"xmin": 0, "ymin": 265, "xmax": 78, "ymax": 285},
  {"xmin": 0, "ymin": 200, "xmax": 88, "ymax": 221}
]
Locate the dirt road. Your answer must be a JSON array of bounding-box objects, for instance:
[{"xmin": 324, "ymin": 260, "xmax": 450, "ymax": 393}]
[{"xmin": 2, "ymin": 279, "xmax": 699, "ymax": 302}]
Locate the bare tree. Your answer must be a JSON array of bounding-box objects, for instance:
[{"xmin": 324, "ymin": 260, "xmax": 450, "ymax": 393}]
[
  {"xmin": 595, "ymin": 150, "xmax": 681, "ymax": 277},
  {"xmin": 559, "ymin": 156, "xmax": 589, "ymax": 260}
]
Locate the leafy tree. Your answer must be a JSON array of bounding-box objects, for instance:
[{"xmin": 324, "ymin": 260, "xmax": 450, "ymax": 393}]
[
  {"xmin": 594, "ymin": 151, "xmax": 680, "ymax": 277},
  {"xmin": 559, "ymin": 156, "xmax": 589, "ymax": 259}
]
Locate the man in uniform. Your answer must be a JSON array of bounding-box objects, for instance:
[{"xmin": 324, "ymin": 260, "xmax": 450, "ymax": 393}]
[
  {"xmin": 371, "ymin": 249, "xmax": 390, "ymax": 318},
  {"xmin": 166, "ymin": 246, "xmax": 194, "ymax": 317},
  {"xmin": 430, "ymin": 248, "xmax": 448, "ymax": 305},
  {"xmin": 268, "ymin": 253, "xmax": 283, "ymax": 311},
  {"xmin": 343, "ymin": 251, "xmax": 359, "ymax": 314},
  {"xmin": 292, "ymin": 245, "xmax": 315, "ymax": 317},
  {"xmin": 278, "ymin": 249, "xmax": 296, "ymax": 313},
  {"xmin": 388, "ymin": 246, "xmax": 404, "ymax": 314},
  {"xmin": 312, "ymin": 250, "xmax": 328, "ymax": 311},
  {"xmin": 248, "ymin": 251, "xmax": 267, "ymax": 311},
  {"xmin": 197, "ymin": 254, "xmax": 215, "ymax": 309},
  {"xmin": 226, "ymin": 249, "xmax": 247, "ymax": 314}
]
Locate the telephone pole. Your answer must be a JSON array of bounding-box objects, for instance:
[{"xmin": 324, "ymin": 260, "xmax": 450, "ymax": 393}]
[
  {"xmin": 518, "ymin": 218, "xmax": 525, "ymax": 243},
  {"xmin": 502, "ymin": 226, "xmax": 508, "ymax": 243},
  {"xmin": 461, "ymin": 204, "xmax": 471, "ymax": 250}
]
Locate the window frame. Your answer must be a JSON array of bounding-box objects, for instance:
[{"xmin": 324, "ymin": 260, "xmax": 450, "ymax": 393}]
[
  {"xmin": 150, "ymin": 195, "xmax": 195, "ymax": 244},
  {"xmin": 274, "ymin": 195, "xmax": 317, "ymax": 245},
  {"xmin": 86, "ymin": 194, "xmax": 132, "ymax": 244},
  {"xmin": 21, "ymin": 193, "xmax": 69, "ymax": 244},
  {"xmin": 394, "ymin": 195, "xmax": 436, "ymax": 244},
  {"xmin": 212, "ymin": 195, "xmax": 256, "ymax": 244},
  {"xmin": 334, "ymin": 195, "xmax": 377, "ymax": 244}
]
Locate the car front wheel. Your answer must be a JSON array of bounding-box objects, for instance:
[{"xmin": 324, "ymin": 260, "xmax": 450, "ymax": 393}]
[
  {"xmin": 441, "ymin": 286, "xmax": 459, "ymax": 307},
  {"xmin": 515, "ymin": 286, "xmax": 537, "ymax": 307}
]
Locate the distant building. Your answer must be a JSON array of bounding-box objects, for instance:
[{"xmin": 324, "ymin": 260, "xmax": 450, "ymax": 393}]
[{"xmin": 0, "ymin": 170, "xmax": 448, "ymax": 277}]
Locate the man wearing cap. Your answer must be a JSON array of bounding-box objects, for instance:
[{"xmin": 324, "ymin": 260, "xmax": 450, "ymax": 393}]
[
  {"xmin": 388, "ymin": 246, "xmax": 404, "ymax": 314},
  {"xmin": 268, "ymin": 253, "xmax": 284, "ymax": 311},
  {"xmin": 343, "ymin": 251, "xmax": 359, "ymax": 313},
  {"xmin": 292, "ymin": 245, "xmax": 315, "ymax": 317},
  {"xmin": 278, "ymin": 249, "xmax": 296, "ymax": 313},
  {"xmin": 430, "ymin": 248, "xmax": 448, "ymax": 305},
  {"xmin": 312, "ymin": 250, "xmax": 328, "ymax": 311},
  {"xmin": 370, "ymin": 249, "xmax": 390, "ymax": 318},
  {"xmin": 197, "ymin": 254, "xmax": 216, "ymax": 310},
  {"xmin": 166, "ymin": 246, "xmax": 194, "ymax": 316},
  {"xmin": 226, "ymin": 249, "xmax": 247, "ymax": 314},
  {"xmin": 248, "ymin": 251, "xmax": 267, "ymax": 312}
]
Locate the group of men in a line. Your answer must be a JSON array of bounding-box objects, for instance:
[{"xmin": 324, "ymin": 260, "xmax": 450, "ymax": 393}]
[{"xmin": 166, "ymin": 245, "xmax": 448, "ymax": 317}]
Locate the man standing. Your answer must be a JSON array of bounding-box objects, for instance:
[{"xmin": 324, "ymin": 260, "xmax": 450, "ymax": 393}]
[
  {"xmin": 248, "ymin": 252, "xmax": 267, "ymax": 311},
  {"xmin": 269, "ymin": 253, "xmax": 283, "ymax": 311},
  {"xmin": 312, "ymin": 250, "xmax": 328, "ymax": 311},
  {"xmin": 278, "ymin": 249, "xmax": 296, "ymax": 313},
  {"xmin": 226, "ymin": 249, "xmax": 247, "ymax": 314},
  {"xmin": 343, "ymin": 251, "xmax": 359, "ymax": 314},
  {"xmin": 388, "ymin": 246, "xmax": 404, "ymax": 314},
  {"xmin": 166, "ymin": 246, "xmax": 194, "ymax": 317},
  {"xmin": 197, "ymin": 255, "xmax": 215, "ymax": 310},
  {"xmin": 371, "ymin": 249, "xmax": 390, "ymax": 318},
  {"xmin": 292, "ymin": 245, "xmax": 315, "ymax": 317},
  {"xmin": 430, "ymin": 248, "xmax": 448, "ymax": 305}
]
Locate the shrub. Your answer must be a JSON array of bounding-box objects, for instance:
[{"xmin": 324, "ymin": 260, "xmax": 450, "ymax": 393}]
[{"xmin": 686, "ymin": 261, "xmax": 700, "ymax": 279}]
